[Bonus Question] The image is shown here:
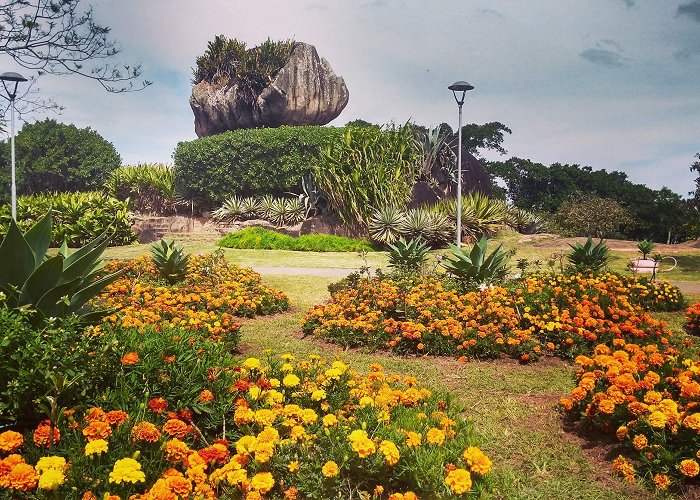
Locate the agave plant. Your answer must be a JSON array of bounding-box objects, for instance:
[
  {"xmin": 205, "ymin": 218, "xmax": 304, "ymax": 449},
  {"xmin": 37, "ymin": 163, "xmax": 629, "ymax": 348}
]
[
  {"xmin": 151, "ymin": 239, "xmax": 190, "ymax": 285},
  {"xmin": 258, "ymin": 194, "xmax": 277, "ymax": 221},
  {"xmin": 0, "ymin": 211, "xmax": 123, "ymax": 326},
  {"xmin": 387, "ymin": 237, "xmax": 430, "ymax": 275},
  {"xmin": 368, "ymin": 206, "xmax": 405, "ymax": 245},
  {"xmin": 240, "ymin": 197, "xmax": 261, "ymax": 220},
  {"xmin": 441, "ymin": 236, "xmax": 510, "ymax": 286},
  {"xmin": 213, "ymin": 196, "xmax": 245, "ymax": 223},
  {"xmin": 567, "ymin": 237, "xmax": 610, "ymax": 273},
  {"xmin": 438, "ymin": 192, "xmax": 507, "ymax": 240},
  {"xmin": 284, "ymin": 197, "xmax": 307, "ymax": 225},
  {"xmin": 399, "ymin": 208, "xmax": 434, "ymax": 242},
  {"xmin": 268, "ymin": 197, "xmax": 289, "ymax": 226},
  {"xmin": 505, "ymin": 206, "xmax": 545, "ymax": 234}
]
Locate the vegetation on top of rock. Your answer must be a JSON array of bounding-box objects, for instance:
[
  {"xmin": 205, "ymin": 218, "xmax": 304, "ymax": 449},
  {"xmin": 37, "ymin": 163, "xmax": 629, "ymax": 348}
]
[{"xmin": 192, "ymin": 35, "xmax": 295, "ymax": 103}]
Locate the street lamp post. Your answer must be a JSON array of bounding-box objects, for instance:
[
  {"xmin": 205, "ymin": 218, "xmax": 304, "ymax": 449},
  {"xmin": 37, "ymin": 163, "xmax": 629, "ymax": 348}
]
[
  {"xmin": 0, "ymin": 71, "xmax": 27, "ymax": 221},
  {"xmin": 448, "ymin": 80, "xmax": 474, "ymax": 247}
]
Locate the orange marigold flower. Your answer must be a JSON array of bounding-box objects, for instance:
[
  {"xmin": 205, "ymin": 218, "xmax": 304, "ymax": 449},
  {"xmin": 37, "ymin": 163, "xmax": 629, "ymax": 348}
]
[
  {"xmin": 121, "ymin": 352, "xmax": 139, "ymax": 365},
  {"xmin": 132, "ymin": 421, "xmax": 161, "ymax": 443},
  {"xmin": 33, "ymin": 421, "xmax": 60, "ymax": 448},
  {"xmin": 680, "ymin": 459, "xmax": 700, "ymax": 477},
  {"xmin": 653, "ymin": 473, "xmax": 671, "ymax": 490},
  {"xmin": 167, "ymin": 475, "xmax": 193, "ymax": 496},
  {"xmin": 198, "ymin": 443, "xmax": 229, "ymax": 465},
  {"xmin": 82, "ymin": 420, "xmax": 112, "ymax": 442},
  {"xmin": 462, "ymin": 446, "xmax": 493, "ymax": 475},
  {"xmin": 445, "ymin": 468, "xmax": 472, "ymax": 495},
  {"xmin": 163, "ymin": 439, "xmax": 191, "ymax": 463},
  {"xmin": 632, "ymin": 435, "xmax": 648, "ymax": 451},
  {"xmin": 148, "ymin": 397, "xmax": 168, "ymax": 414},
  {"xmin": 199, "ymin": 390, "xmax": 214, "ymax": 403},
  {"xmin": 163, "ymin": 419, "xmax": 189, "ymax": 439},
  {"xmin": 7, "ymin": 462, "xmax": 39, "ymax": 491},
  {"xmin": 284, "ymin": 486, "xmax": 299, "ymax": 499},
  {"xmin": 0, "ymin": 431, "xmax": 23, "ymax": 453},
  {"xmin": 105, "ymin": 410, "xmax": 129, "ymax": 426}
]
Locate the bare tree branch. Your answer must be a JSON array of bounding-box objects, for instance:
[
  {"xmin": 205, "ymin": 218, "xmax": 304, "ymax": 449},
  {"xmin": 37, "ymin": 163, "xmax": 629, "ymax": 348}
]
[{"xmin": 0, "ymin": 0, "xmax": 151, "ymax": 92}]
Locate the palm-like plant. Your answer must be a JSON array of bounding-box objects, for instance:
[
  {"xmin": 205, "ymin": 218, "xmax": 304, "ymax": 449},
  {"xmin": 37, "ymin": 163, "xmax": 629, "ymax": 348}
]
[{"xmin": 441, "ymin": 236, "xmax": 510, "ymax": 286}]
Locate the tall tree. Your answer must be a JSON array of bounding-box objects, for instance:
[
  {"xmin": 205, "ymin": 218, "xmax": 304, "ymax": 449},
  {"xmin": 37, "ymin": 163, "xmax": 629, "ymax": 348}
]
[
  {"xmin": 0, "ymin": 0, "xmax": 150, "ymax": 93},
  {"xmin": 691, "ymin": 153, "xmax": 700, "ymax": 210}
]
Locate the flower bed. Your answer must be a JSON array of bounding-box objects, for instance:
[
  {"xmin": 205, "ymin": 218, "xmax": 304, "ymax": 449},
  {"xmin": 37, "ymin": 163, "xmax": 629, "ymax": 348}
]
[
  {"xmin": 99, "ymin": 254, "xmax": 290, "ymax": 344},
  {"xmin": 0, "ymin": 356, "xmax": 492, "ymax": 498},
  {"xmin": 560, "ymin": 341, "xmax": 700, "ymax": 491},
  {"xmin": 302, "ymin": 273, "xmax": 685, "ymax": 362},
  {"xmin": 687, "ymin": 302, "xmax": 700, "ymax": 336}
]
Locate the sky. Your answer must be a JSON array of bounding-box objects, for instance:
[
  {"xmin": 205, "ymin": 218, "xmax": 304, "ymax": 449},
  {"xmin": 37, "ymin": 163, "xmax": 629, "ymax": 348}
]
[{"xmin": 2, "ymin": 0, "xmax": 699, "ymax": 196}]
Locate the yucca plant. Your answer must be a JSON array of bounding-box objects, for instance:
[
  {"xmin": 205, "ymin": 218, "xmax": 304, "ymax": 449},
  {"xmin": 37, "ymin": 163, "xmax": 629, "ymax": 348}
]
[
  {"xmin": 387, "ymin": 237, "xmax": 430, "ymax": 275},
  {"xmin": 240, "ymin": 197, "xmax": 261, "ymax": 220},
  {"xmin": 213, "ymin": 196, "xmax": 245, "ymax": 222},
  {"xmin": 438, "ymin": 192, "xmax": 507, "ymax": 240},
  {"xmin": 0, "ymin": 211, "xmax": 123, "ymax": 326},
  {"xmin": 284, "ymin": 197, "xmax": 307, "ymax": 225},
  {"xmin": 151, "ymin": 239, "xmax": 190, "ymax": 285},
  {"xmin": 441, "ymin": 236, "xmax": 510, "ymax": 287},
  {"xmin": 425, "ymin": 211, "xmax": 454, "ymax": 246},
  {"xmin": 258, "ymin": 194, "xmax": 277, "ymax": 221},
  {"xmin": 268, "ymin": 197, "xmax": 289, "ymax": 226},
  {"xmin": 566, "ymin": 237, "xmax": 610, "ymax": 273},
  {"xmin": 368, "ymin": 206, "xmax": 405, "ymax": 245},
  {"xmin": 505, "ymin": 206, "xmax": 545, "ymax": 234},
  {"xmin": 399, "ymin": 208, "xmax": 434, "ymax": 243},
  {"xmin": 637, "ymin": 240, "xmax": 655, "ymax": 259}
]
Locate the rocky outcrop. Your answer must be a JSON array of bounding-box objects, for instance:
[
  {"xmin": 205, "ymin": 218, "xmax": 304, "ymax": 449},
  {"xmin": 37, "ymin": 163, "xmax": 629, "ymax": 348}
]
[{"xmin": 190, "ymin": 42, "xmax": 349, "ymax": 136}]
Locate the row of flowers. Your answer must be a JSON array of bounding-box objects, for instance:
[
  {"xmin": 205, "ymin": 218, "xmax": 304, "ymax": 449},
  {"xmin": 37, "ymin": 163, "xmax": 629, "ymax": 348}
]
[
  {"xmin": 560, "ymin": 339, "xmax": 700, "ymax": 491},
  {"xmin": 0, "ymin": 355, "xmax": 492, "ymax": 498},
  {"xmin": 688, "ymin": 302, "xmax": 700, "ymax": 336},
  {"xmin": 302, "ymin": 273, "xmax": 686, "ymax": 363},
  {"xmin": 98, "ymin": 254, "xmax": 289, "ymax": 344}
]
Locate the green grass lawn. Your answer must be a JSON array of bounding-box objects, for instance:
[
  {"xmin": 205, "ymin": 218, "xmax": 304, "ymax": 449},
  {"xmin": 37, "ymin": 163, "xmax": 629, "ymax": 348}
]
[{"xmin": 99, "ymin": 234, "xmax": 700, "ymax": 498}]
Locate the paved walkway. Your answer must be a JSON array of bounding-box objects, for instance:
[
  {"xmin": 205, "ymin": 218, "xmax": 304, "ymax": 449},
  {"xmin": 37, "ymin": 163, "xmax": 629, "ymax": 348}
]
[{"xmin": 670, "ymin": 281, "xmax": 700, "ymax": 295}]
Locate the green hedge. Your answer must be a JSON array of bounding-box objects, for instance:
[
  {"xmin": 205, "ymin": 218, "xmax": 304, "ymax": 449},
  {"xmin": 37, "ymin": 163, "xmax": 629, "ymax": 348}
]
[
  {"xmin": 173, "ymin": 126, "xmax": 344, "ymax": 205},
  {"xmin": 0, "ymin": 191, "xmax": 136, "ymax": 246},
  {"xmin": 218, "ymin": 227, "xmax": 375, "ymax": 252}
]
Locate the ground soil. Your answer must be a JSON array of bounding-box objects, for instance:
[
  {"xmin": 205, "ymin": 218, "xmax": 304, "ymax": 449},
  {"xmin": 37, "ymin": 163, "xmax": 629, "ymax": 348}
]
[{"xmin": 519, "ymin": 233, "xmax": 700, "ymax": 253}]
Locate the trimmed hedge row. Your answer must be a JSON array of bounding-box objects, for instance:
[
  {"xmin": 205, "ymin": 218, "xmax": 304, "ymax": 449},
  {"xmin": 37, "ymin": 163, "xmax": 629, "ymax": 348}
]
[
  {"xmin": 218, "ymin": 227, "xmax": 375, "ymax": 252},
  {"xmin": 173, "ymin": 126, "xmax": 344, "ymax": 205}
]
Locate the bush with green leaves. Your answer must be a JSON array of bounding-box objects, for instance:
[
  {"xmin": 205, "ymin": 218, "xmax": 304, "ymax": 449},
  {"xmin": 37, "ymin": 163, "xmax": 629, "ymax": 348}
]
[
  {"xmin": 150, "ymin": 239, "xmax": 190, "ymax": 285},
  {"xmin": 0, "ymin": 191, "xmax": 136, "ymax": 246},
  {"xmin": 441, "ymin": 236, "xmax": 511, "ymax": 287},
  {"xmin": 104, "ymin": 163, "xmax": 176, "ymax": 215},
  {"xmin": 566, "ymin": 237, "xmax": 610, "ymax": 273},
  {"xmin": 313, "ymin": 124, "xmax": 420, "ymax": 230},
  {"xmin": 0, "ymin": 311, "xmax": 122, "ymax": 427},
  {"xmin": 0, "ymin": 211, "xmax": 124, "ymax": 327},
  {"xmin": 387, "ymin": 237, "xmax": 430, "ymax": 275},
  {"xmin": 0, "ymin": 118, "xmax": 120, "ymax": 200},
  {"xmin": 218, "ymin": 227, "xmax": 375, "ymax": 252},
  {"xmin": 173, "ymin": 126, "xmax": 344, "ymax": 206}
]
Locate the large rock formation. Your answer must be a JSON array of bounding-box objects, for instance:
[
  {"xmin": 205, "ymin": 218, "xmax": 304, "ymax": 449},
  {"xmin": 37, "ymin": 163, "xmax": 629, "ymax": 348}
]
[{"xmin": 190, "ymin": 42, "xmax": 349, "ymax": 137}]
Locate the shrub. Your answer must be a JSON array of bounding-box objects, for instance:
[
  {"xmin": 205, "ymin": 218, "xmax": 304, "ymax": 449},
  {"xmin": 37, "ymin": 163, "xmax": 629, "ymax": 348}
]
[
  {"xmin": 313, "ymin": 124, "xmax": 420, "ymax": 230},
  {"xmin": 218, "ymin": 227, "xmax": 375, "ymax": 252},
  {"xmin": 173, "ymin": 126, "xmax": 344, "ymax": 205},
  {"xmin": 0, "ymin": 311, "xmax": 122, "ymax": 427},
  {"xmin": 553, "ymin": 193, "xmax": 634, "ymax": 238},
  {"xmin": 0, "ymin": 118, "xmax": 120, "ymax": 199},
  {"xmin": 104, "ymin": 163, "xmax": 176, "ymax": 215},
  {"xmin": 0, "ymin": 191, "xmax": 136, "ymax": 246}
]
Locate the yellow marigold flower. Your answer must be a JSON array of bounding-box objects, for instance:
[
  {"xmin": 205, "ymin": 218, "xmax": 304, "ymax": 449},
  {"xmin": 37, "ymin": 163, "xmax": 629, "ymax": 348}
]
[
  {"xmin": 653, "ymin": 473, "xmax": 671, "ymax": 490},
  {"xmin": 234, "ymin": 406, "xmax": 255, "ymax": 425},
  {"xmin": 405, "ymin": 431, "xmax": 422, "ymax": 448},
  {"xmin": 301, "ymin": 408, "xmax": 318, "ymax": 425},
  {"xmin": 249, "ymin": 386, "xmax": 262, "ymax": 400},
  {"xmin": 236, "ymin": 435, "xmax": 258, "ymax": 455},
  {"xmin": 680, "ymin": 459, "xmax": 700, "ymax": 477},
  {"xmin": 0, "ymin": 430, "xmax": 23, "ymax": 453},
  {"xmin": 243, "ymin": 358, "xmax": 261, "ymax": 370},
  {"xmin": 322, "ymin": 414, "xmax": 338, "ymax": 428},
  {"xmin": 311, "ymin": 389, "xmax": 327, "ymax": 401},
  {"xmin": 684, "ymin": 413, "xmax": 700, "ymax": 431},
  {"xmin": 379, "ymin": 440, "xmax": 400, "ymax": 466},
  {"xmin": 108, "ymin": 457, "xmax": 146, "ymax": 484},
  {"xmin": 445, "ymin": 468, "xmax": 472, "ymax": 495},
  {"xmin": 283, "ymin": 374, "xmax": 300, "ymax": 387},
  {"xmin": 257, "ymin": 427, "xmax": 280, "ymax": 445},
  {"xmin": 35, "ymin": 456, "xmax": 67, "ymax": 473},
  {"xmin": 281, "ymin": 363, "xmax": 294, "ymax": 372},
  {"xmin": 250, "ymin": 471, "xmax": 274, "ymax": 493},
  {"xmin": 615, "ymin": 425, "xmax": 628, "ymax": 441},
  {"xmin": 426, "ymin": 428, "xmax": 446, "ymax": 445},
  {"xmin": 359, "ymin": 396, "xmax": 374, "ymax": 407},
  {"xmin": 38, "ymin": 468, "xmax": 65, "ymax": 490},
  {"xmin": 255, "ymin": 409, "xmax": 276, "ymax": 427},
  {"xmin": 462, "ymin": 446, "xmax": 493, "ymax": 475},
  {"xmin": 265, "ymin": 389, "xmax": 284, "ymax": 405},
  {"xmin": 84, "ymin": 439, "xmax": 109, "ymax": 456},
  {"xmin": 647, "ymin": 410, "xmax": 667, "ymax": 429},
  {"xmin": 322, "ymin": 460, "xmax": 339, "ymax": 477},
  {"xmin": 254, "ymin": 442, "xmax": 274, "ymax": 463},
  {"xmin": 288, "ymin": 461, "xmax": 300, "ymax": 473}
]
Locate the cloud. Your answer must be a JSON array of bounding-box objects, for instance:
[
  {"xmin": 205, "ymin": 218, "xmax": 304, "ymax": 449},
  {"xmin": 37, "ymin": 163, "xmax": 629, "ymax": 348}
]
[
  {"xmin": 476, "ymin": 8, "xmax": 504, "ymax": 19},
  {"xmin": 622, "ymin": 0, "xmax": 635, "ymax": 7},
  {"xmin": 579, "ymin": 48, "xmax": 626, "ymax": 67},
  {"xmin": 678, "ymin": 1, "xmax": 700, "ymax": 22}
]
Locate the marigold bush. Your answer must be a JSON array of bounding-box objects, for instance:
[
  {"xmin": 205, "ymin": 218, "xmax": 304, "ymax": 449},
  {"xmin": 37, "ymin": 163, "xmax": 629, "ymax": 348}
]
[
  {"xmin": 98, "ymin": 253, "xmax": 289, "ymax": 345},
  {"xmin": 0, "ymin": 356, "xmax": 492, "ymax": 498},
  {"xmin": 302, "ymin": 273, "xmax": 685, "ymax": 363},
  {"xmin": 560, "ymin": 340, "xmax": 700, "ymax": 490},
  {"xmin": 687, "ymin": 302, "xmax": 700, "ymax": 336}
]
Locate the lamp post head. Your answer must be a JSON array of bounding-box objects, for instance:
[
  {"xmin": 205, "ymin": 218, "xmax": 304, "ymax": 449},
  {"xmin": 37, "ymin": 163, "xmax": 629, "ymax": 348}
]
[
  {"xmin": 0, "ymin": 72, "xmax": 28, "ymax": 83},
  {"xmin": 448, "ymin": 80, "xmax": 474, "ymax": 106}
]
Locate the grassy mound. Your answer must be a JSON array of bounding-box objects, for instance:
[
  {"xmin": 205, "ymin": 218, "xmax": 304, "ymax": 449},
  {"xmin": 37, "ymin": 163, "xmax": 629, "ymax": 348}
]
[{"xmin": 218, "ymin": 227, "xmax": 375, "ymax": 252}]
